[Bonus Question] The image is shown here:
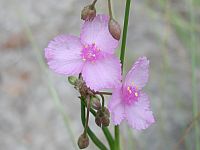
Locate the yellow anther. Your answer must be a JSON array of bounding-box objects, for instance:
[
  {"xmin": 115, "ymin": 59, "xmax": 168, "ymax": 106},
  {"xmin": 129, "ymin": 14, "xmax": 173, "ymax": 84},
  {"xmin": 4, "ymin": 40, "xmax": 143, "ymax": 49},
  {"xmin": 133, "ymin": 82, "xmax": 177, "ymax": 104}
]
[
  {"xmin": 135, "ymin": 92, "xmax": 138, "ymax": 97},
  {"xmin": 127, "ymin": 86, "xmax": 132, "ymax": 94}
]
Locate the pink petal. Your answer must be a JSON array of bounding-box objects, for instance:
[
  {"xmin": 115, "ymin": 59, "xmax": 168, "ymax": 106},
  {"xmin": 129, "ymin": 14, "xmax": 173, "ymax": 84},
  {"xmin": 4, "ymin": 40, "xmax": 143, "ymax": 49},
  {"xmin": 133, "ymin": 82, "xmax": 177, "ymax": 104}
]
[
  {"xmin": 108, "ymin": 86, "xmax": 125, "ymax": 125},
  {"xmin": 45, "ymin": 35, "xmax": 84, "ymax": 75},
  {"xmin": 80, "ymin": 14, "xmax": 118, "ymax": 54},
  {"xmin": 82, "ymin": 55, "xmax": 122, "ymax": 91},
  {"xmin": 124, "ymin": 57, "xmax": 149, "ymax": 90},
  {"xmin": 125, "ymin": 92, "xmax": 155, "ymax": 130}
]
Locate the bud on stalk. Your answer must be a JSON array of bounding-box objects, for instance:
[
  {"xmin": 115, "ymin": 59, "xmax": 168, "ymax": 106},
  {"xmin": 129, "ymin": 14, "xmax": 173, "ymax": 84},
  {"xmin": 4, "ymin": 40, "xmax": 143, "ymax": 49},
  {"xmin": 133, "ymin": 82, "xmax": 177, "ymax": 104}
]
[
  {"xmin": 108, "ymin": 18, "xmax": 121, "ymax": 40},
  {"xmin": 95, "ymin": 107, "xmax": 110, "ymax": 127},
  {"xmin": 91, "ymin": 96, "xmax": 101, "ymax": 110},
  {"xmin": 81, "ymin": 4, "xmax": 96, "ymax": 21},
  {"xmin": 77, "ymin": 134, "xmax": 89, "ymax": 149}
]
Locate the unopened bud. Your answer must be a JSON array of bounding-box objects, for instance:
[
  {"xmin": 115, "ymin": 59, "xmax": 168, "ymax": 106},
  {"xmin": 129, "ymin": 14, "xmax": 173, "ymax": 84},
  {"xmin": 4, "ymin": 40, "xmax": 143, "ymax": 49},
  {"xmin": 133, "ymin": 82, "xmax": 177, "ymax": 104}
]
[
  {"xmin": 102, "ymin": 107, "xmax": 110, "ymax": 117},
  {"xmin": 91, "ymin": 97, "xmax": 101, "ymax": 110},
  {"xmin": 101, "ymin": 116, "xmax": 110, "ymax": 127},
  {"xmin": 95, "ymin": 116, "xmax": 102, "ymax": 127},
  {"xmin": 77, "ymin": 134, "xmax": 89, "ymax": 149},
  {"xmin": 68, "ymin": 76, "xmax": 78, "ymax": 85},
  {"xmin": 108, "ymin": 18, "xmax": 121, "ymax": 40},
  {"xmin": 95, "ymin": 107, "xmax": 110, "ymax": 127},
  {"xmin": 81, "ymin": 5, "xmax": 96, "ymax": 21},
  {"xmin": 95, "ymin": 109, "xmax": 103, "ymax": 127}
]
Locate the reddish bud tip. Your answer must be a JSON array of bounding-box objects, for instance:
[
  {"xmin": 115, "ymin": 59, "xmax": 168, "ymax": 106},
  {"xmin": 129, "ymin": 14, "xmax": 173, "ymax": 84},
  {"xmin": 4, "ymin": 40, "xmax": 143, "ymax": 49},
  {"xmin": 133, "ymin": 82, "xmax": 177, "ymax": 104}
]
[{"xmin": 108, "ymin": 18, "xmax": 121, "ymax": 40}]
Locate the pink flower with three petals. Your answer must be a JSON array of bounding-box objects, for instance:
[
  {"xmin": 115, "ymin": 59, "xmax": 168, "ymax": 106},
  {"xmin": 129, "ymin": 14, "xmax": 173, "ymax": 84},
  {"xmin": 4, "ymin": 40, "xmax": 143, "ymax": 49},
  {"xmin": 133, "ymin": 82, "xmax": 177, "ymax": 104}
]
[
  {"xmin": 108, "ymin": 57, "xmax": 155, "ymax": 130},
  {"xmin": 45, "ymin": 14, "xmax": 121, "ymax": 91}
]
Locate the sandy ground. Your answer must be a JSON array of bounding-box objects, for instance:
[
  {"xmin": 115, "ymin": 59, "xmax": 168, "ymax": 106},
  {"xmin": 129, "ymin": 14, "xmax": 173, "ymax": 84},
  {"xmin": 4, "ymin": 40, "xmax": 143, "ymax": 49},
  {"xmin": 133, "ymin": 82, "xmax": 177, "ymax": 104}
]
[{"xmin": 0, "ymin": 0, "xmax": 199, "ymax": 150}]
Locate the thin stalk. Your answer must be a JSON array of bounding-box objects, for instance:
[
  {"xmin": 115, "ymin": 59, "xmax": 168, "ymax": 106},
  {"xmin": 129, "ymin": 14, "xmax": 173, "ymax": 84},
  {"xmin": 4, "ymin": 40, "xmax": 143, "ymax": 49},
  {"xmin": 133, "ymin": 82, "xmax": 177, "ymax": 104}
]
[
  {"xmin": 108, "ymin": 0, "xmax": 113, "ymax": 19},
  {"xmin": 95, "ymin": 91, "xmax": 112, "ymax": 96},
  {"xmin": 116, "ymin": 0, "xmax": 132, "ymax": 149},
  {"xmin": 81, "ymin": 99, "xmax": 114, "ymax": 149},
  {"xmin": 91, "ymin": 0, "xmax": 97, "ymax": 7},
  {"xmin": 81, "ymin": 100, "xmax": 108, "ymax": 150},
  {"xmin": 83, "ymin": 96, "xmax": 91, "ymax": 136},
  {"xmin": 189, "ymin": 0, "xmax": 200, "ymax": 149}
]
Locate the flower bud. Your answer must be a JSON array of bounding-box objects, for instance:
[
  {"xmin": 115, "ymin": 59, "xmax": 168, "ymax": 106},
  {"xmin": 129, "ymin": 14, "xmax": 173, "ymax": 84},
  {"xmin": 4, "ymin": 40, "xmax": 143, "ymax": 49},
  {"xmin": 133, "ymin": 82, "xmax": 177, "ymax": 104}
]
[
  {"xmin": 68, "ymin": 76, "xmax": 78, "ymax": 85},
  {"xmin": 95, "ymin": 116, "xmax": 102, "ymax": 127},
  {"xmin": 102, "ymin": 107, "xmax": 110, "ymax": 117},
  {"xmin": 77, "ymin": 134, "xmax": 89, "ymax": 149},
  {"xmin": 91, "ymin": 96, "xmax": 101, "ymax": 110},
  {"xmin": 95, "ymin": 107, "xmax": 110, "ymax": 127},
  {"xmin": 101, "ymin": 116, "xmax": 110, "ymax": 127},
  {"xmin": 108, "ymin": 18, "xmax": 121, "ymax": 40},
  {"xmin": 95, "ymin": 109, "xmax": 103, "ymax": 127},
  {"xmin": 81, "ymin": 5, "xmax": 96, "ymax": 21}
]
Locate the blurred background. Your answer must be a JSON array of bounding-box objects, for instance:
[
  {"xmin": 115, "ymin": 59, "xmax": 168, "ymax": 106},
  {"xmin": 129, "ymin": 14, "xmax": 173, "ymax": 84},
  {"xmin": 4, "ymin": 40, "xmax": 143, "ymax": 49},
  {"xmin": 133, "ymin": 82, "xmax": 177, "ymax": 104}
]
[{"xmin": 0, "ymin": 0, "xmax": 200, "ymax": 149}]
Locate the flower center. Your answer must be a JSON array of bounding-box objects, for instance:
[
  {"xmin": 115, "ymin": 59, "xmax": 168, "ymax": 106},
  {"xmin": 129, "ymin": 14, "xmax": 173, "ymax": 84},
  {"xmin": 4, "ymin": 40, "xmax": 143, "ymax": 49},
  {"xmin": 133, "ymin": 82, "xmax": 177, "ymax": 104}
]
[
  {"xmin": 81, "ymin": 43, "xmax": 101, "ymax": 62},
  {"xmin": 123, "ymin": 85, "xmax": 140, "ymax": 105}
]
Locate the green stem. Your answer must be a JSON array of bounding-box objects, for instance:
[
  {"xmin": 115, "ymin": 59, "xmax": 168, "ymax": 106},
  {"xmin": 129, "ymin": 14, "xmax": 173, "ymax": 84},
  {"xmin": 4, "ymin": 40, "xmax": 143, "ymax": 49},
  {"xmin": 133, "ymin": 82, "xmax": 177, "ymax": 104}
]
[
  {"xmin": 81, "ymin": 99, "xmax": 115, "ymax": 149},
  {"xmin": 115, "ymin": 0, "xmax": 132, "ymax": 149},
  {"xmin": 81, "ymin": 100, "xmax": 108, "ymax": 150},
  {"xmin": 120, "ymin": 0, "xmax": 131, "ymax": 71},
  {"xmin": 115, "ymin": 126, "xmax": 120, "ymax": 150}
]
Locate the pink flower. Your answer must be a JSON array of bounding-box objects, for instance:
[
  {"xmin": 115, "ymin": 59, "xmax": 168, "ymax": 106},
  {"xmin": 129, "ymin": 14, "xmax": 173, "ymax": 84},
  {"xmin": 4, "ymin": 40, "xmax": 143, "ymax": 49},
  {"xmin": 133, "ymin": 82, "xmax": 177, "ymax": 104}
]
[
  {"xmin": 108, "ymin": 57, "xmax": 155, "ymax": 130},
  {"xmin": 45, "ymin": 14, "xmax": 121, "ymax": 91}
]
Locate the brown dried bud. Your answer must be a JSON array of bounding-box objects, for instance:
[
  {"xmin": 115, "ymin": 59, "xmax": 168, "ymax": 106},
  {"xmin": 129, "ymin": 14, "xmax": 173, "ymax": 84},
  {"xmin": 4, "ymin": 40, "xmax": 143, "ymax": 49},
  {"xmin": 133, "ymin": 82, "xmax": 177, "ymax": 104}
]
[
  {"xmin": 102, "ymin": 107, "xmax": 110, "ymax": 117},
  {"xmin": 95, "ymin": 107, "xmax": 110, "ymax": 127},
  {"xmin": 101, "ymin": 116, "xmax": 110, "ymax": 127},
  {"xmin": 108, "ymin": 18, "xmax": 121, "ymax": 40},
  {"xmin": 95, "ymin": 109, "xmax": 103, "ymax": 127},
  {"xmin": 77, "ymin": 134, "xmax": 89, "ymax": 149},
  {"xmin": 91, "ymin": 96, "xmax": 101, "ymax": 110},
  {"xmin": 74, "ymin": 76, "xmax": 88, "ymax": 97},
  {"xmin": 95, "ymin": 116, "xmax": 102, "ymax": 127},
  {"xmin": 81, "ymin": 5, "xmax": 96, "ymax": 21}
]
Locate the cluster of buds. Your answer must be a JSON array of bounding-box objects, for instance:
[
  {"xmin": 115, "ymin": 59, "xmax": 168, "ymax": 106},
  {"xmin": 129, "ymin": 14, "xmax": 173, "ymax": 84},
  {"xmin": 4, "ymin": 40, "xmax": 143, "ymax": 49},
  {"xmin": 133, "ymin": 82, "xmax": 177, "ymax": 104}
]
[
  {"xmin": 95, "ymin": 107, "xmax": 110, "ymax": 127},
  {"xmin": 68, "ymin": 75, "xmax": 110, "ymax": 149}
]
